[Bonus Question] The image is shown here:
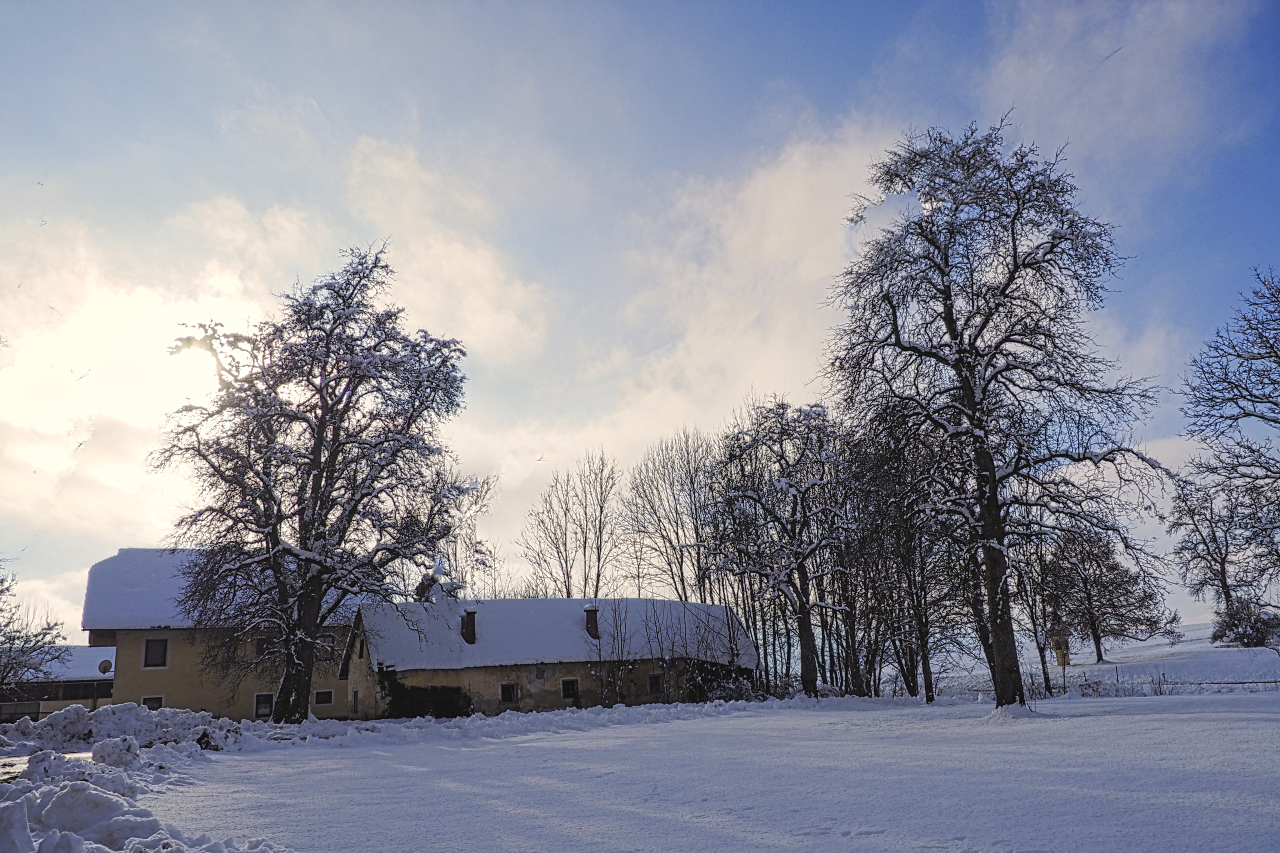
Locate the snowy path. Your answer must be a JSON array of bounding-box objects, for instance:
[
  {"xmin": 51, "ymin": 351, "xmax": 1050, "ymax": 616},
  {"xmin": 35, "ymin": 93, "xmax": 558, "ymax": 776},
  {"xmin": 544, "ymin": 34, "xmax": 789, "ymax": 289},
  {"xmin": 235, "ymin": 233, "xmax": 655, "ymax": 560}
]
[{"xmin": 142, "ymin": 694, "xmax": 1280, "ymax": 853}]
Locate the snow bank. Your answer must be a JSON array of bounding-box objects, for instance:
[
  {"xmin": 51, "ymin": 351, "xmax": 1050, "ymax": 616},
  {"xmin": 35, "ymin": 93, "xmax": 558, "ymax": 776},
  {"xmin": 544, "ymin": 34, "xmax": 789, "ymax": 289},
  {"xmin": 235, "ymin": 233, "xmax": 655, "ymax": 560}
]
[
  {"xmin": 4, "ymin": 695, "xmax": 887, "ymax": 762},
  {"xmin": 0, "ymin": 696, "xmax": 890, "ymax": 852},
  {"xmin": 1, "ymin": 704, "xmax": 249, "ymax": 758},
  {"xmin": 0, "ymin": 705, "xmax": 287, "ymax": 852}
]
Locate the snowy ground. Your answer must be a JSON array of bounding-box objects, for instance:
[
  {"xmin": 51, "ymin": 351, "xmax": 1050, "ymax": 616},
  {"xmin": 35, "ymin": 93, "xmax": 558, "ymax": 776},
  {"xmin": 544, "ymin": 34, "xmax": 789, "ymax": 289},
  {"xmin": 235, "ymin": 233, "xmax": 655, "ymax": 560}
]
[
  {"xmin": 5, "ymin": 624, "xmax": 1277, "ymax": 851},
  {"xmin": 138, "ymin": 692, "xmax": 1279, "ymax": 853},
  {"xmin": 1070, "ymin": 619, "xmax": 1280, "ymax": 686}
]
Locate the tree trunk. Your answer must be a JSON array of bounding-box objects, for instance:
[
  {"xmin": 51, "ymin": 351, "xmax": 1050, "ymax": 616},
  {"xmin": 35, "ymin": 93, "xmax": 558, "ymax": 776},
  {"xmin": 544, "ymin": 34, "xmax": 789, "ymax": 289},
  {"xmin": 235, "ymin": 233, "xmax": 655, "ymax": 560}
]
[
  {"xmin": 917, "ymin": 620, "xmax": 935, "ymax": 704},
  {"xmin": 1035, "ymin": 641, "xmax": 1054, "ymax": 697},
  {"xmin": 274, "ymin": 643, "xmax": 316, "ymax": 723},
  {"xmin": 983, "ymin": 545, "xmax": 1025, "ymax": 707},
  {"xmin": 274, "ymin": 580, "xmax": 321, "ymax": 723},
  {"xmin": 899, "ymin": 641, "xmax": 919, "ymax": 697},
  {"xmin": 1023, "ymin": 583, "xmax": 1054, "ymax": 697},
  {"xmin": 1217, "ymin": 560, "xmax": 1233, "ymax": 609},
  {"xmin": 968, "ymin": 575, "xmax": 996, "ymax": 675},
  {"xmin": 796, "ymin": 606, "xmax": 820, "ymax": 697}
]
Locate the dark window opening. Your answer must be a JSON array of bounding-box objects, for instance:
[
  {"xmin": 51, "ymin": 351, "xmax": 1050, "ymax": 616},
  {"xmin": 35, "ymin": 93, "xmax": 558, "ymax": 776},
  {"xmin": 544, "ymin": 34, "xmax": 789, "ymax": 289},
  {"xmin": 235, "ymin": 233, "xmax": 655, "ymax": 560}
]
[
  {"xmin": 358, "ymin": 638, "xmax": 366, "ymax": 660},
  {"xmin": 314, "ymin": 690, "xmax": 334, "ymax": 705},
  {"xmin": 584, "ymin": 608, "xmax": 600, "ymax": 639},
  {"xmin": 254, "ymin": 693, "xmax": 274, "ymax": 719},
  {"xmin": 141, "ymin": 696, "xmax": 163, "ymax": 712},
  {"xmin": 143, "ymin": 639, "xmax": 168, "ymax": 668},
  {"xmin": 353, "ymin": 689, "xmax": 360, "ymax": 715},
  {"xmin": 649, "ymin": 674, "xmax": 664, "ymax": 695},
  {"xmin": 461, "ymin": 610, "xmax": 476, "ymax": 644},
  {"xmin": 499, "ymin": 683, "xmax": 517, "ymax": 704},
  {"xmin": 561, "ymin": 678, "xmax": 579, "ymax": 701},
  {"xmin": 254, "ymin": 636, "xmax": 270, "ymax": 659}
]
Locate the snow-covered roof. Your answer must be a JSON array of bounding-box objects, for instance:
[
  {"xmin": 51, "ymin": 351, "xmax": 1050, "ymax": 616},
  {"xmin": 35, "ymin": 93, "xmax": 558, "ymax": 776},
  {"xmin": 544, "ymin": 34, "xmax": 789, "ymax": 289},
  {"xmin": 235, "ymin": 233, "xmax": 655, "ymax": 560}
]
[
  {"xmin": 48, "ymin": 646, "xmax": 117, "ymax": 681},
  {"xmin": 360, "ymin": 598, "xmax": 758, "ymax": 671},
  {"xmin": 81, "ymin": 548, "xmax": 196, "ymax": 630}
]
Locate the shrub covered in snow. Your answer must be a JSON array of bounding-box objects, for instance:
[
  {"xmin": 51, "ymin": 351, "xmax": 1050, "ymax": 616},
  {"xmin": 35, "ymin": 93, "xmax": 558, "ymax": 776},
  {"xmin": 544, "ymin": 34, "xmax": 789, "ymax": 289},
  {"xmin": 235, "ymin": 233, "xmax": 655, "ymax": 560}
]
[{"xmin": 1212, "ymin": 601, "xmax": 1280, "ymax": 649}]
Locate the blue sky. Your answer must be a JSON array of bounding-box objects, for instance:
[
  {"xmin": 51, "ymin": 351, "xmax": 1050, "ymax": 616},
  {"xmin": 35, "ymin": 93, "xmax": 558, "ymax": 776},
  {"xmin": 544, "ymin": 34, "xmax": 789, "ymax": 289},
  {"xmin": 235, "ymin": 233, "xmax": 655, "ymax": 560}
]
[{"xmin": 2, "ymin": 2, "xmax": 1278, "ymax": 636}]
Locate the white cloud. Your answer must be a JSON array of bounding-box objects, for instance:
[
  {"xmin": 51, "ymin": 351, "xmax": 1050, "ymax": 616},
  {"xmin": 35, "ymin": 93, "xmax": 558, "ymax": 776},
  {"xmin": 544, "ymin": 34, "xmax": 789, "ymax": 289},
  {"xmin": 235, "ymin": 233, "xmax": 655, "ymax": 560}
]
[
  {"xmin": 0, "ymin": 214, "xmax": 294, "ymax": 623},
  {"xmin": 981, "ymin": 0, "xmax": 1253, "ymax": 207},
  {"xmin": 458, "ymin": 118, "xmax": 898, "ymax": 565},
  {"xmin": 12, "ymin": 567, "xmax": 91, "ymax": 644},
  {"xmin": 346, "ymin": 138, "xmax": 549, "ymax": 365}
]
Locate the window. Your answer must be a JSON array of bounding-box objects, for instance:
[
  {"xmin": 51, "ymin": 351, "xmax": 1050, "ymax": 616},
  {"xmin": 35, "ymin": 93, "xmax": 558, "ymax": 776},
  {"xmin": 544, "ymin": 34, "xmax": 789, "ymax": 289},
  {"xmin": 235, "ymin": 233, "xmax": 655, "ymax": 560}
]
[
  {"xmin": 254, "ymin": 693, "xmax": 274, "ymax": 719},
  {"xmin": 141, "ymin": 696, "xmax": 163, "ymax": 711},
  {"xmin": 314, "ymin": 690, "xmax": 334, "ymax": 706},
  {"xmin": 353, "ymin": 689, "xmax": 360, "ymax": 715},
  {"xmin": 649, "ymin": 674, "xmax": 664, "ymax": 695},
  {"xmin": 143, "ymin": 638, "xmax": 168, "ymax": 668},
  {"xmin": 499, "ymin": 683, "xmax": 517, "ymax": 704},
  {"xmin": 254, "ymin": 636, "xmax": 270, "ymax": 659},
  {"xmin": 561, "ymin": 678, "xmax": 579, "ymax": 701},
  {"xmin": 358, "ymin": 638, "xmax": 366, "ymax": 660}
]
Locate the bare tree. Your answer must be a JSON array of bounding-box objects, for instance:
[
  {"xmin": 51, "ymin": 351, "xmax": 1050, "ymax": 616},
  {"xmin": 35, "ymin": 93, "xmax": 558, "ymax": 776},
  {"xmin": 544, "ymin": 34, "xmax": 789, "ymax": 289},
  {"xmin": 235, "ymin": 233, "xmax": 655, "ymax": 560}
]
[
  {"xmin": 622, "ymin": 428, "xmax": 717, "ymax": 602},
  {"xmin": 435, "ymin": 474, "xmax": 499, "ymax": 595},
  {"xmin": 1167, "ymin": 474, "xmax": 1272, "ymax": 609},
  {"xmin": 828, "ymin": 120, "xmax": 1159, "ymax": 706},
  {"xmin": 1182, "ymin": 267, "xmax": 1280, "ymax": 601},
  {"xmin": 1048, "ymin": 530, "xmax": 1180, "ymax": 663},
  {"xmin": 0, "ymin": 572, "xmax": 70, "ymax": 694},
  {"xmin": 709, "ymin": 399, "xmax": 843, "ymax": 697},
  {"xmin": 154, "ymin": 245, "xmax": 474, "ymax": 723},
  {"xmin": 518, "ymin": 468, "xmax": 578, "ymax": 597},
  {"xmin": 574, "ymin": 450, "xmax": 624, "ymax": 598},
  {"xmin": 519, "ymin": 449, "xmax": 623, "ymax": 597}
]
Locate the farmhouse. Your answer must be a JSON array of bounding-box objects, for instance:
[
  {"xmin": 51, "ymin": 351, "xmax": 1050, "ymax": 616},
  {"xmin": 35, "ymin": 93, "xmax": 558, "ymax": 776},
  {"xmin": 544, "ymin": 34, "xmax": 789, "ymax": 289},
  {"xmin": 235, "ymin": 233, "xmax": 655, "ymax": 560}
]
[
  {"xmin": 344, "ymin": 598, "xmax": 758, "ymax": 718},
  {"xmin": 81, "ymin": 548, "xmax": 349, "ymax": 721},
  {"xmin": 79, "ymin": 548, "xmax": 757, "ymax": 721}
]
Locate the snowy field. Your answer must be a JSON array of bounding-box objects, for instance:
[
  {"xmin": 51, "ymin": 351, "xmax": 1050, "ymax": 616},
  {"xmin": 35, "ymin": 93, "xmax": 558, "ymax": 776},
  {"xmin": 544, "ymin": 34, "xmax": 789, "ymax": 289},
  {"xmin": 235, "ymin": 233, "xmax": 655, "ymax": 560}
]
[
  {"xmin": 1070, "ymin": 619, "xmax": 1280, "ymax": 686},
  {"xmin": 137, "ymin": 692, "xmax": 1277, "ymax": 853},
  {"xmin": 3, "ymin": 625, "xmax": 1278, "ymax": 852}
]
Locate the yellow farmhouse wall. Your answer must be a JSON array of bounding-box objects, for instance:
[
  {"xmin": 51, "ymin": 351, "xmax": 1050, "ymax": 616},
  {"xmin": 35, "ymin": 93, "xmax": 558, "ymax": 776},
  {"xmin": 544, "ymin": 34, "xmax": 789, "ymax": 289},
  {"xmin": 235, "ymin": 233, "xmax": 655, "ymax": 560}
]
[{"xmin": 112, "ymin": 628, "xmax": 349, "ymax": 720}]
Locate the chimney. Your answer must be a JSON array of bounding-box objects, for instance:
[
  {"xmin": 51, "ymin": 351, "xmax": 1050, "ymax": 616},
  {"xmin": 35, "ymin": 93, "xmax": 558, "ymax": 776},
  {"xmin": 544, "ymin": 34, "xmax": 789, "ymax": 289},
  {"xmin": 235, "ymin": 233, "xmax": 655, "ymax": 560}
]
[
  {"xmin": 584, "ymin": 604, "xmax": 600, "ymax": 640},
  {"xmin": 461, "ymin": 608, "xmax": 477, "ymax": 644}
]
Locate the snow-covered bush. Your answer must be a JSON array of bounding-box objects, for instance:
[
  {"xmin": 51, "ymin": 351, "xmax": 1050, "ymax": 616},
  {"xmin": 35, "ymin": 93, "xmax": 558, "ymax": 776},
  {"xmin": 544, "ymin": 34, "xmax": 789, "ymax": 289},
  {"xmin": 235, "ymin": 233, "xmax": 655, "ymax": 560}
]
[{"xmin": 1211, "ymin": 601, "xmax": 1280, "ymax": 649}]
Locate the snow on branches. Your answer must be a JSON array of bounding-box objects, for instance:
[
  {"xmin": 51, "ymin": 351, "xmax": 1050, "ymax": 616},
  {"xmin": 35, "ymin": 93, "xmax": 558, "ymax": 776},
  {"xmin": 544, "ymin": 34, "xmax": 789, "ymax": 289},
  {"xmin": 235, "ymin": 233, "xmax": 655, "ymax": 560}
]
[
  {"xmin": 828, "ymin": 120, "xmax": 1162, "ymax": 706},
  {"xmin": 153, "ymin": 244, "xmax": 480, "ymax": 723}
]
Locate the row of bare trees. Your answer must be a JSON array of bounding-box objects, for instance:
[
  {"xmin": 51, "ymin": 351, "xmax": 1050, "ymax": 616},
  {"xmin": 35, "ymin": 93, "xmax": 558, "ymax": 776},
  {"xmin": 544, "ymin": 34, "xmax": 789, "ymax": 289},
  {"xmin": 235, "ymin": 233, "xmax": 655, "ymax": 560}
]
[
  {"xmin": 519, "ymin": 395, "xmax": 1179, "ymax": 704},
  {"xmin": 519, "ymin": 121, "xmax": 1181, "ymax": 706}
]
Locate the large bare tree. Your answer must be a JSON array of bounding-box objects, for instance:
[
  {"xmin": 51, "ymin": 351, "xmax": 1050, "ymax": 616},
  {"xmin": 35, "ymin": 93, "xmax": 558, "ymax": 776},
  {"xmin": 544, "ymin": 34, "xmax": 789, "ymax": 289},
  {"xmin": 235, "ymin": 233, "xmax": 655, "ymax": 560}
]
[
  {"xmin": 155, "ymin": 245, "xmax": 473, "ymax": 723},
  {"xmin": 709, "ymin": 399, "xmax": 844, "ymax": 697},
  {"xmin": 828, "ymin": 121, "xmax": 1159, "ymax": 706}
]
